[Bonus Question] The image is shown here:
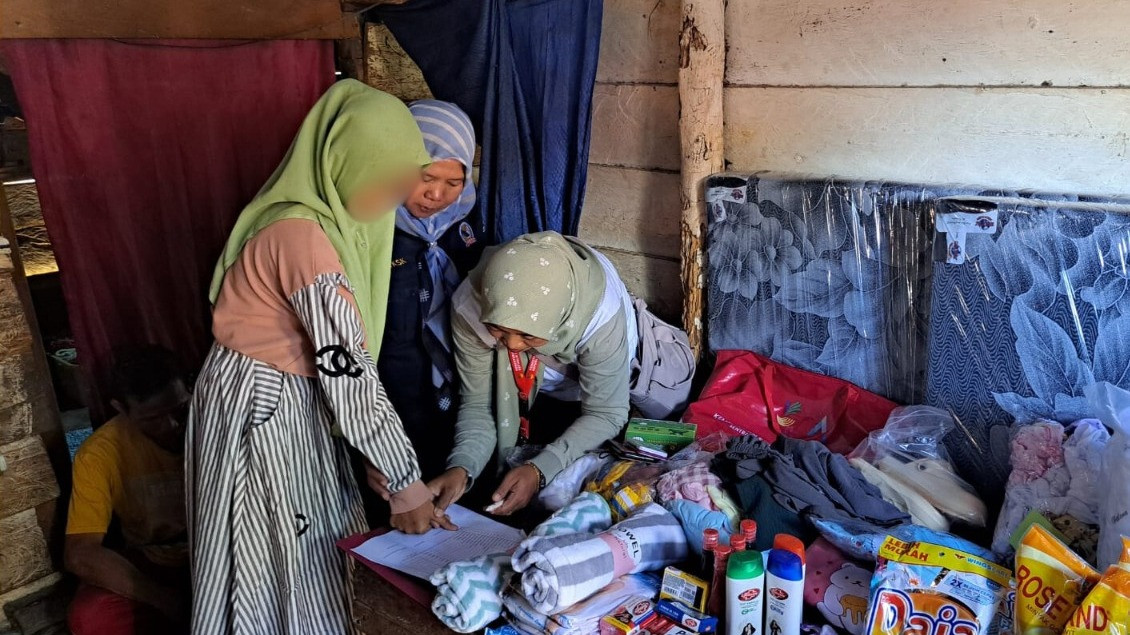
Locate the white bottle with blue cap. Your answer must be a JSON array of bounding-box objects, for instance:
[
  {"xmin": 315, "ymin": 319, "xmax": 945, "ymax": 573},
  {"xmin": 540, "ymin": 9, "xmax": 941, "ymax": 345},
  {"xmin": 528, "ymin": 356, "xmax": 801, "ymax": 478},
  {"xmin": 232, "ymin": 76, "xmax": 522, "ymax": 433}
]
[{"xmin": 763, "ymin": 549, "xmax": 803, "ymax": 635}]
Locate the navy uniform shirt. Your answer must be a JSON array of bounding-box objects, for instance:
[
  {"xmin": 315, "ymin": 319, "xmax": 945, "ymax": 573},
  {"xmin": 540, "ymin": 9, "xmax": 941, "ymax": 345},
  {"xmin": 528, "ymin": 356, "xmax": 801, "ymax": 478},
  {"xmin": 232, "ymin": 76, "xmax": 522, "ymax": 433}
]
[{"xmin": 377, "ymin": 219, "xmax": 484, "ymax": 477}]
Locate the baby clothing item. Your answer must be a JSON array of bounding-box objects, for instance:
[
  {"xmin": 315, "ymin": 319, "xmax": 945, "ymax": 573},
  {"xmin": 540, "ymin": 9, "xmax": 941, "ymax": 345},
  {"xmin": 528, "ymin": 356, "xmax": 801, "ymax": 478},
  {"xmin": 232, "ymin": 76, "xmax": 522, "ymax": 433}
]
[
  {"xmin": 804, "ymin": 539, "xmax": 871, "ymax": 635},
  {"xmin": 992, "ymin": 419, "xmax": 1109, "ymax": 556},
  {"xmin": 872, "ymin": 456, "xmax": 987, "ymax": 525},
  {"xmin": 707, "ymin": 484, "xmax": 742, "ymax": 529},
  {"xmin": 657, "ymin": 462, "xmax": 722, "ymax": 510},
  {"xmin": 663, "ymin": 499, "xmax": 734, "ymax": 554},
  {"xmin": 512, "ymin": 502, "xmax": 687, "ymax": 614},
  {"xmin": 538, "ymin": 452, "xmax": 612, "ymax": 511},
  {"xmin": 430, "ymin": 492, "xmax": 612, "ymax": 632},
  {"xmin": 1060, "ymin": 419, "xmax": 1110, "ymax": 524},
  {"xmin": 849, "ymin": 458, "xmax": 950, "ymax": 531}
]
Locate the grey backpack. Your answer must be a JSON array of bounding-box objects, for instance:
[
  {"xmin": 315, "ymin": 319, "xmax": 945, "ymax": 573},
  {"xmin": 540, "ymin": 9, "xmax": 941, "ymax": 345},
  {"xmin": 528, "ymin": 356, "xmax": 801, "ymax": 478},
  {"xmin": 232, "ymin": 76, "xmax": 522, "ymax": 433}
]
[{"xmin": 628, "ymin": 298, "xmax": 696, "ymax": 419}]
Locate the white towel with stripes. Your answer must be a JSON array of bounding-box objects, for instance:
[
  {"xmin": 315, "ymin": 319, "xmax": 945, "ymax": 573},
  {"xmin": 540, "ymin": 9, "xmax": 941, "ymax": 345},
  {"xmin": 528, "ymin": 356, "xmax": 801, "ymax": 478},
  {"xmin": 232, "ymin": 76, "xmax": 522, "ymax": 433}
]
[{"xmin": 512, "ymin": 502, "xmax": 687, "ymax": 614}]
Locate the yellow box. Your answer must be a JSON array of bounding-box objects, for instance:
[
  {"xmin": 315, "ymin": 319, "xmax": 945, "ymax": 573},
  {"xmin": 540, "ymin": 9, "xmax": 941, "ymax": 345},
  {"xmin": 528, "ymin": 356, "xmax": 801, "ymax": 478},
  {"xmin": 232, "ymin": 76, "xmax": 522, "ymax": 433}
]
[{"xmin": 659, "ymin": 567, "xmax": 709, "ymax": 613}]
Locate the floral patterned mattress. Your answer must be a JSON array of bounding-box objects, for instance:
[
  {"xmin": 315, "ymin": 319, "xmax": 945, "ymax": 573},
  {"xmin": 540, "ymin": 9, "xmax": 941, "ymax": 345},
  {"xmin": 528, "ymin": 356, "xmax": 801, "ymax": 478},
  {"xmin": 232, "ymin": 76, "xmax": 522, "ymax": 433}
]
[{"xmin": 704, "ymin": 173, "xmax": 1130, "ymax": 432}]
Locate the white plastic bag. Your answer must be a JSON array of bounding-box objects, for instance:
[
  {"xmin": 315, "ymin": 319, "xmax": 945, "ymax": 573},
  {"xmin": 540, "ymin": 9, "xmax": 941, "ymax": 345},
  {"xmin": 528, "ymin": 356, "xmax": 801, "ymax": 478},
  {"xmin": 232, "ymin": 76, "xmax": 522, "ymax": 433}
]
[{"xmin": 1085, "ymin": 382, "xmax": 1130, "ymax": 569}]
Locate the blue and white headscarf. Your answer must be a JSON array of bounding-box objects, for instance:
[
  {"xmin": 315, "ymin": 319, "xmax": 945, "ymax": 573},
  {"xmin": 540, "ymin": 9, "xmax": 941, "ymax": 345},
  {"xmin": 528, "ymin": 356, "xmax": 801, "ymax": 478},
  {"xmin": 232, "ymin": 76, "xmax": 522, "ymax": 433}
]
[{"xmin": 396, "ymin": 100, "xmax": 477, "ymax": 390}]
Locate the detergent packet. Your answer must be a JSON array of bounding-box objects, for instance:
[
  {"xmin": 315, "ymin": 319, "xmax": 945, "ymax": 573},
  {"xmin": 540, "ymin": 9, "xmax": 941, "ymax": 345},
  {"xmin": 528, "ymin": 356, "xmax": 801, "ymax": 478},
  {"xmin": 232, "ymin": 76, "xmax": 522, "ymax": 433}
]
[
  {"xmin": 1063, "ymin": 537, "xmax": 1130, "ymax": 635},
  {"xmin": 1063, "ymin": 565, "xmax": 1130, "ymax": 635},
  {"xmin": 987, "ymin": 579, "xmax": 1016, "ymax": 635},
  {"xmin": 865, "ymin": 536, "xmax": 1011, "ymax": 635},
  {"xmin": 1014, "ymin": 525, "xmax": 1101, "ymax": 635}
]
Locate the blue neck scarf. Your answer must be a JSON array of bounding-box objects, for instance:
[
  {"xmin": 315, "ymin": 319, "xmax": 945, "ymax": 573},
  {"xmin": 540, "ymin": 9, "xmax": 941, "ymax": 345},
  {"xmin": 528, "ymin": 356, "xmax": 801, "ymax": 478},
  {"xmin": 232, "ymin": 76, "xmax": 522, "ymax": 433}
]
[{"xmin": 395, "ymin": 100, "xmax": 477, "ymax": 389}]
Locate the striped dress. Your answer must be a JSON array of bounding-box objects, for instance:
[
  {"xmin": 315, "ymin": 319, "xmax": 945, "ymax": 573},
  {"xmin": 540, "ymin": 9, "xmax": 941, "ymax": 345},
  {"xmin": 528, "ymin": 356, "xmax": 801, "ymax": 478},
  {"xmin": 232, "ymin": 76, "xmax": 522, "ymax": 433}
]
[{"xmin": 188, "ymin": 219, "xmax": 430, "ymax": 634}]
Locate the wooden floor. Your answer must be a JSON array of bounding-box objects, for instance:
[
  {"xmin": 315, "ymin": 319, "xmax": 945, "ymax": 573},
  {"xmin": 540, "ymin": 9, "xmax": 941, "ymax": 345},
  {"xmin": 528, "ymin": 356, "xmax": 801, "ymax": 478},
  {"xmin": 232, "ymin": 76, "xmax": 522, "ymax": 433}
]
[{"xmin": 351, "ymin": 563, "xmax": 453, "ymax": 635}]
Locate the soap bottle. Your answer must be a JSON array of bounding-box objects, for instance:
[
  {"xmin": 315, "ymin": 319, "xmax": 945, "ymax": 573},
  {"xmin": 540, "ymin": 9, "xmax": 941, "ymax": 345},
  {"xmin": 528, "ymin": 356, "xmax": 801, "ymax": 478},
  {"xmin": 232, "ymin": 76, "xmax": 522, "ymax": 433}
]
[
  {"xmin": 764, "ymin": 549, "xmax": 803, "ymax": 635},
  {"xmin": 726, "ymin": 550, "xmax": 765, "ymax": 635}
]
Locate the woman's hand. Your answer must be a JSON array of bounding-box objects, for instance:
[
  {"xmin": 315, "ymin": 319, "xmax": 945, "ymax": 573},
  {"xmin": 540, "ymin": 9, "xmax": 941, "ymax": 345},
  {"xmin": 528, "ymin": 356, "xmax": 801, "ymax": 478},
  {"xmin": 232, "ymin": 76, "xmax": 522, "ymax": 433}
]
[
  {"xmin": 391, "ymin": 500, "xmax": 456, "ymax": 534},
  {"xmin": 364, "ymin": 462, "xmax": 391, "ymax": 501},
  {"xmin": 427, "ymin": 467, "xmax": 469, "ymax": 514},
  {"xmin": 488, "ymin": 464, "xmax": 541, "ymax": 516}
]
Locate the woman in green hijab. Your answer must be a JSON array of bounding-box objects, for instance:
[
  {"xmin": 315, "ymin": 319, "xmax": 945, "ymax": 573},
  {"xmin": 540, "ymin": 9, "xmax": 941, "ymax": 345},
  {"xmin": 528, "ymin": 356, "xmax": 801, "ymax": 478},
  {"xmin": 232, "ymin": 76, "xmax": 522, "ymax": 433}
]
[
  {"xmin": 188, "ymin": 80, "xmax": 446, "ymax": 634},
  {"xmin": 428, "ymin": 231, "xmax": 639, "ymax": 516}
]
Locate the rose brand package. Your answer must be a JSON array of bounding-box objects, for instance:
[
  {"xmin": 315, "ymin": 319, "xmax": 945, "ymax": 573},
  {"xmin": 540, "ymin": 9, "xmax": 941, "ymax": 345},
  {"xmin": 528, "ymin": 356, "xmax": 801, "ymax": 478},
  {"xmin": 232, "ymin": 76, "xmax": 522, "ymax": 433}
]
[
  {"xmin": 865, "ymin": 537, "xmax": 1011, "ymax": 635},
  {"xmin": 1014, "ymin": 525, "xmax": 1101, "ymax": 635}
]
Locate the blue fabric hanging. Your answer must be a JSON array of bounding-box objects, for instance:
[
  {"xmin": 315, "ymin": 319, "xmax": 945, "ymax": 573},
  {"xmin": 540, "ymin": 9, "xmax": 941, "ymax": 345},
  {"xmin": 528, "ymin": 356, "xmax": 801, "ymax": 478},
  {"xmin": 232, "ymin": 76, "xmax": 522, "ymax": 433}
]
[{"xmin": 374, "ymin": 0, "xmax": 603, "ymax": 243}]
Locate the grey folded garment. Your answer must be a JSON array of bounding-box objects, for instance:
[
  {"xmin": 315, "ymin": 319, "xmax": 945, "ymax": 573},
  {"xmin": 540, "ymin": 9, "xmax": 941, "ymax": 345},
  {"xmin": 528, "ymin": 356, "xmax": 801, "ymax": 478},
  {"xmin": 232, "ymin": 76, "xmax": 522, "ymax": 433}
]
[{"xmin": 722, "ymin": 435, "xmax": 909, "ymax": 529}]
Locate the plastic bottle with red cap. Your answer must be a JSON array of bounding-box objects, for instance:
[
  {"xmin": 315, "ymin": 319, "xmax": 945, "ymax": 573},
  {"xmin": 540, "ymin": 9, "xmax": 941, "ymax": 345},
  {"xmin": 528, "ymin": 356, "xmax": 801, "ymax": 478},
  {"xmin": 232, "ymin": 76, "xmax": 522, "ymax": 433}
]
[
  {"xmin": 730, "ymin": 534, "xmax": 747, "ymax": 552},
  {"xmin": 700, "ymin": 528, "xmax": 720, "ymax": 579},
  {"xmin": 773, "ymin": 534, "xmax": 806, "ymax": 569},
  {"xmin": 741, "ymin": 519, "xmax": 758, "ymax": 546},
  {"xmin": 708, "ymin": 544, "xmax": 733, "ymax": 616}
]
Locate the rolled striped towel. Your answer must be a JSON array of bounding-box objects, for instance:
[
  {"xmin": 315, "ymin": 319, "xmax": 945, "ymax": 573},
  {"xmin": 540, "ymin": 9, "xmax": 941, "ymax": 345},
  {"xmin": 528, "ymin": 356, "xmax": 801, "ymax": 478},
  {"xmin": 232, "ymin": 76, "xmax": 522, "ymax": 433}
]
[
  {"xmin": 430, "ymin": 492, "xmax": 612, "ymax": 632},
  {"xmin": 513, "ymin": 502, "xmax": 687, "ymax": 614}
]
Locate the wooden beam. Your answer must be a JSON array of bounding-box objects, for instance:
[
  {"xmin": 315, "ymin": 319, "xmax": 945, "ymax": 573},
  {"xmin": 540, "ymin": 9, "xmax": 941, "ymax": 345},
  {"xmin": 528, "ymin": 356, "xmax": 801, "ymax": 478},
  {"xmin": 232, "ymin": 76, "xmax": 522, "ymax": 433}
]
[
  {"xmin": 0, "ymin": 0, "xmax": 358, "ymax": 39},
  {"xmin": 678, "ymin": 0, "xmax": 724, "ymax": 357},
  {"xmin": 0, "ymin": 436, "xmax": 60, "ymax": 519}
]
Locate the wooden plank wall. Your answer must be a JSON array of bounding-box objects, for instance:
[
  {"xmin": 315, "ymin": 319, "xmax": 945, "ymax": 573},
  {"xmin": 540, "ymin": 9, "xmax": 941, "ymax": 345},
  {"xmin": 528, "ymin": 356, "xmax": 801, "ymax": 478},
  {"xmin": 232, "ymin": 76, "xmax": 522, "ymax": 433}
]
[
  {"xmin": 579, "ymin": 0, "xmax": 683, "ymax": 321},
  {"xmin": 0, "ymin": 198, "xmax": 66, "ymax": 629},
  {"xmin": 722, "ymin": 0, "xmax": 1130, "ymax": 195}
]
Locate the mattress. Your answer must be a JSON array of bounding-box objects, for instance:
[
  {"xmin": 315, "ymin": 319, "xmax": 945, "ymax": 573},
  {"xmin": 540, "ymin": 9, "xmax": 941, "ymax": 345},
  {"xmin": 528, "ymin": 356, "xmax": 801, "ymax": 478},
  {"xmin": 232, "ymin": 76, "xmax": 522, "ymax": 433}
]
[
  {"xmin": 926, "ymin": 195, "xmax": 1130, "ymax": 427},
  {"xmin": 703, "ymin": 174, "xmax": 1130, "ymax": 505},
  {"xmin": 704, "ymin": 173, "xmax": 964, "ymax": 404}
]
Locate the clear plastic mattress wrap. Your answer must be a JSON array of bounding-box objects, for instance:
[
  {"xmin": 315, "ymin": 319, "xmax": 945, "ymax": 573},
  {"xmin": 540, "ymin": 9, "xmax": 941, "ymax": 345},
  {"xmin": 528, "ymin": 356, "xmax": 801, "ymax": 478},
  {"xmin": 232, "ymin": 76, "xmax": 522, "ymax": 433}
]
[
  {"xmin": 927, "ymin": 195, "xmax": 1130, "ymax": 425},
  {"xmin": 704, "ymin": 173, "xmax": 958, "ymax": 405},
  {"xmin": 704, "ymin": 173, "xmax": 1130, "ymax": 505}
]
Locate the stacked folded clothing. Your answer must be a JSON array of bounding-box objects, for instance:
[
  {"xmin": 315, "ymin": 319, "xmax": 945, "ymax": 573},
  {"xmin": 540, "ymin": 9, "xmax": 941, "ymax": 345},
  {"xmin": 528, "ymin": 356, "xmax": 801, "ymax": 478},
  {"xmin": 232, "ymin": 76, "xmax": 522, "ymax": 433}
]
[{"xmin": 430, "ymin": 492, "xmax": 612, "ymax": 632}]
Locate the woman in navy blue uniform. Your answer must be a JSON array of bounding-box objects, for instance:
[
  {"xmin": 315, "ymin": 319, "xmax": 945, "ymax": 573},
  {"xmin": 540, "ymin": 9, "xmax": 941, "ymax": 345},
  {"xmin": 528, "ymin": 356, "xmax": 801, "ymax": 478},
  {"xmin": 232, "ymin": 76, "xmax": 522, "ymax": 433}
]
[{"xmin": 377, "ymin": 100, "xmax": 483, "ymax": 480}]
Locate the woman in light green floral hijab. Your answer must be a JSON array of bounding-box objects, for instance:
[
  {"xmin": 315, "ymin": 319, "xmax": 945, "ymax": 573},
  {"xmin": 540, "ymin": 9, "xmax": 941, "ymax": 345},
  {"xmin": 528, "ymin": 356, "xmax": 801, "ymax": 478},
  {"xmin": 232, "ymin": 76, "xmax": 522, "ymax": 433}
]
[{"xmin": 428, "ymin": 231, "xmax": 638, "ymax": 516}]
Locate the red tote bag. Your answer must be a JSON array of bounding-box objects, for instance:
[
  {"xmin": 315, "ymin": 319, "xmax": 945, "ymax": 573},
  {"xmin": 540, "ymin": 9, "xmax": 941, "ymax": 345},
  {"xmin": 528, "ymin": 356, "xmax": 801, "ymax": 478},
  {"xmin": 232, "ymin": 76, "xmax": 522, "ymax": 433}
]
[{"xmin": 682, "ymin": 350, "xmax": 898, "ymax": 454}]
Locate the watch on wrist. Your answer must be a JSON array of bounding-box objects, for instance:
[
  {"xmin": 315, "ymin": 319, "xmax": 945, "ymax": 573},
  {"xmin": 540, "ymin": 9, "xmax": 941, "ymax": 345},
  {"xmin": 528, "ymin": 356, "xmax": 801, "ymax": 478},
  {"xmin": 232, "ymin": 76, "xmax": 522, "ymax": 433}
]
[{"xmin": 525, "ymin": 462, "xmax": 546, "ymax": 490}]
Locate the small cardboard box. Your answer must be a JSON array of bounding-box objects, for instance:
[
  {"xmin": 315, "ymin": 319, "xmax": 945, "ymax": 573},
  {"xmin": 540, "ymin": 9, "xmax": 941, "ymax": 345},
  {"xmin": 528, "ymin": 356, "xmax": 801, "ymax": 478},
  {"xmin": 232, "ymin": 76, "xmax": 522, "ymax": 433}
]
[
  {"xmin": 624, "ymin": 419, "xmax": 697, "ymax": 453},
  {"xmin": 600, "ymin": 598, "xmax": 657, "ymax": 635}
]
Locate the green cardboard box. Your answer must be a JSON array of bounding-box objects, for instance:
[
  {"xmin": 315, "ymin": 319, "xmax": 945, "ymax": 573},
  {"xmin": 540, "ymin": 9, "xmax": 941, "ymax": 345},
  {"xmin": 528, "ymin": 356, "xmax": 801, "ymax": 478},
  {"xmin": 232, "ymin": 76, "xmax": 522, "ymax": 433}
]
[{"xmin": 624, "ymin": 419, "xmax": 697, "ymax": 453}]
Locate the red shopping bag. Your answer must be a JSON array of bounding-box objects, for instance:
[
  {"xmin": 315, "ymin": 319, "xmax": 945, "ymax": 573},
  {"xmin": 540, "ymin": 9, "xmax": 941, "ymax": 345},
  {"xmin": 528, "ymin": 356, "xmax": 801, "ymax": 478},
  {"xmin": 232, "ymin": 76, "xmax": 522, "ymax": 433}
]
[{"xmin": 682, "ymin": 350, "xmax": 897, "ymax": 454}]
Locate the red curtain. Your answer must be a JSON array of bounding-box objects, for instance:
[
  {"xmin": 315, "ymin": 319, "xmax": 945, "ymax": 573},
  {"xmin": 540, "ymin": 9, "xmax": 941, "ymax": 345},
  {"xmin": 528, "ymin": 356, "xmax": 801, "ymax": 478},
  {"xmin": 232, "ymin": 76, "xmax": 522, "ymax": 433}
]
[{"xmin": 3, "ymin": 39, "xmax": 334, "ymax": 422}]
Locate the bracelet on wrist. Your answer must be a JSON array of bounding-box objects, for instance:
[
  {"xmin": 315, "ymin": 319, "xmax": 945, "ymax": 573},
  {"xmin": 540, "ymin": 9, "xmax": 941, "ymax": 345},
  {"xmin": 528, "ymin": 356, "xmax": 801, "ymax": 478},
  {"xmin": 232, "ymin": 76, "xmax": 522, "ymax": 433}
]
[{"xmin": 524, "ymin": 462, "xmax": 546, "ymax": 490}]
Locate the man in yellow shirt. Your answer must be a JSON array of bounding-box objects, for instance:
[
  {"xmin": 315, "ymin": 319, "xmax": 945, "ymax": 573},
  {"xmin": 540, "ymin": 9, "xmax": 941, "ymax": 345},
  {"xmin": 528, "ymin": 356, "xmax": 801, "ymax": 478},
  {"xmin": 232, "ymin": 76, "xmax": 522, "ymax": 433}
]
[{"xmin": 65, "ymin": 345, "xmax": 190, "ymax": 635}]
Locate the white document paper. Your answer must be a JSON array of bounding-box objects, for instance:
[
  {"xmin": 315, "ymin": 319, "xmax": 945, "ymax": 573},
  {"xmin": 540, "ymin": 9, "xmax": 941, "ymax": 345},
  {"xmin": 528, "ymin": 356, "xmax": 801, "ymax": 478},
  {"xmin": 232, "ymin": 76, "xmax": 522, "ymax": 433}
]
[{"xmin": 351, "ymin": 504, "xmax": 525, "ymax": 580}]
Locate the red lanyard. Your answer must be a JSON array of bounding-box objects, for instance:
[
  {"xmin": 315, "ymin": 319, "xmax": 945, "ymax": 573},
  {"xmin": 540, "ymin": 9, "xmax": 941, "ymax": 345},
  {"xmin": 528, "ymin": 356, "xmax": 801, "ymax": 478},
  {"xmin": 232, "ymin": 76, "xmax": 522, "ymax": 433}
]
[{"xmin": 508, "ymin": 350, "xmax": 539, "ymax": 443}]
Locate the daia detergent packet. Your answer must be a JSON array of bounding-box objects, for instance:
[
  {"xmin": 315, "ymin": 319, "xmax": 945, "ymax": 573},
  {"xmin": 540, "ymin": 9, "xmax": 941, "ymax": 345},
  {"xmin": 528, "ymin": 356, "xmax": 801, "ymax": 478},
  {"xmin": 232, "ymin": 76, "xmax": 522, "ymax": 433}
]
[
  {"xmin": 1063, "ymin": 537, "xmax": 1130, "ymax": 635},
  {"xmin": 865, "ymin": 536, "xmax": 1011, "ymax": 635},
  {"xmin": 1014, "ymin": 525, "xmax": 1101, "ymax": 635}
]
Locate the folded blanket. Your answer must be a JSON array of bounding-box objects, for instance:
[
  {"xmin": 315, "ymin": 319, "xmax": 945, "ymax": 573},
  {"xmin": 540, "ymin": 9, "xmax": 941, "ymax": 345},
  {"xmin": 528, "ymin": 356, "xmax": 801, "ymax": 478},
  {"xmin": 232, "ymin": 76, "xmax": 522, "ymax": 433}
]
[
  {"xmin": 513, "ymin": 502, "xmax": 687, "ymax": 614},
  {"xmin": 430, "ymin": 492, "xmax": 612, "ymax": 632},
  {"xmin": 503, "ymin": 572, "xmax": 662, "ymax": 635}
]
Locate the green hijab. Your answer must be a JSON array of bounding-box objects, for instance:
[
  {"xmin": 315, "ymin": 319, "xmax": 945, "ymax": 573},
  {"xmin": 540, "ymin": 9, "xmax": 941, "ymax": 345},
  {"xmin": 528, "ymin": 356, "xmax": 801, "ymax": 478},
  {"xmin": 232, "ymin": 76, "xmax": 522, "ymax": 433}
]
[
  {"xmin": 209, "ymin": 79, "xmax": 430, "ymax": 353},
  {"xmin": 472, "ymin": 232, "xmax": 606, "ymax": 361}
]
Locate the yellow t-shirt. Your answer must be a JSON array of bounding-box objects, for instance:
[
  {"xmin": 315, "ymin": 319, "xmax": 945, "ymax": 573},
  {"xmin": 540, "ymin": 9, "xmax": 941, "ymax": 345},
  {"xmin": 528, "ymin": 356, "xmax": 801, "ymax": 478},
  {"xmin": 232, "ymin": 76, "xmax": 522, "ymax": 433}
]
[{"xmin": 66, "ymin": 416, "xmax": 187, "ymax": 568}]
